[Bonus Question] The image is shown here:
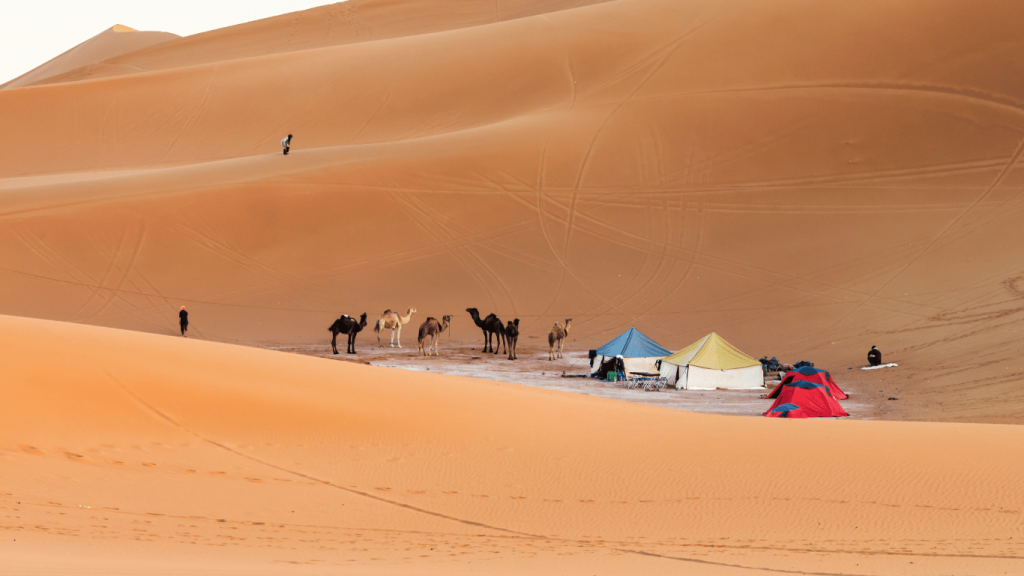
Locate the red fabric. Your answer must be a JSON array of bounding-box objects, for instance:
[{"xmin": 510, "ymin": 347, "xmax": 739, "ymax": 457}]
[
  {"xmin": 767, "ymin": 371, "xmax": 848, "ymax": 400},
  {"xmin": 764, "ymin": 382, "xmax": 848, "ymax": 418}
]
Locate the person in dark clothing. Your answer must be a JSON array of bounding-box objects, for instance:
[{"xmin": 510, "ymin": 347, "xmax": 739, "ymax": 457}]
[
  {"xmin": 281, "ymin": 134, "xmax": 292, "ymax": 155},
  {"xmin": 867, "ymin": 345, "xmax": 882, "ymax": 366},
  {"xmin": 179, "ymin": 306, "xmax": 189, "ymax": 337}
]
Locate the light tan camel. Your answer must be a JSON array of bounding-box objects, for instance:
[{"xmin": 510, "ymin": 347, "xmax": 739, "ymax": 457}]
[
  {"xmin": 548, "ymin": 318, "xmax": 572, "ymax": 360},
  {"xmin": 374, "ymin": 308, "xmax": 416, "ymax": 348},
  {"xmin": 417, "ymin": 315, "xmax": 452, "ymax": 356}
]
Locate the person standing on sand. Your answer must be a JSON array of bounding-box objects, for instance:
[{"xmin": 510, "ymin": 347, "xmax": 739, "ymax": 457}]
[
  {"xmin": 281, "ymin": 134, "xmax": 292, "ymax": 155},
  {"xmin": 867, "ymin": 345, "xmax": 881, "ymax": 366},
  {"xmin": 179, "ymin": 306, "xmax": 189, "ymax": 337}
]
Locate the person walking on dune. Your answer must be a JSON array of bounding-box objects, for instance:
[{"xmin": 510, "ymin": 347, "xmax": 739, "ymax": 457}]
[
  {"xmin": 179, "ymin": 306, "xmax": 189, "ymax": 337},
  {"xmin": 281, "ymin": 134, "xmax": 292, "ymax": 155}
]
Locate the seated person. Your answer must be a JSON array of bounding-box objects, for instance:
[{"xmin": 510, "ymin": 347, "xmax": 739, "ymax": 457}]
[{"xmin": 867, "ymin": 346, "xmax": 882, "ymax": 366}]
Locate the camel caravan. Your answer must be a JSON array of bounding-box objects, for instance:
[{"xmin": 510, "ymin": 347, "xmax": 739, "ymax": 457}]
[
  {"xmin": 324, "ymin": 307, "xmax": 566, "ymax": 361},
  {"xmin": 323, "ymin": 309, "xmax": 849, "ymax": 416}
]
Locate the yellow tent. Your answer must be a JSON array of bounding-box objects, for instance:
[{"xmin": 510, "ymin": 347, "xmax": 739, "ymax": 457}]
[{"xmin": 659, "ymin": 333, "xmax": 764, "ymax": 390}]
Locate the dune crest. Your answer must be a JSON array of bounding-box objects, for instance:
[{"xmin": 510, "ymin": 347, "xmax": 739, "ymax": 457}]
[
  {"xmin": 29, "ymin": 0, "xmax": 615, "ymax": 86},
  {"xmin": 1, "ymin": 25, "xmax": 178, "ymax": 90}
]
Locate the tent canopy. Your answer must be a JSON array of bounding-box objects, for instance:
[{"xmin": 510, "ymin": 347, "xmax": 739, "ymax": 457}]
[
  {"xmin": 764, "ymin": 381, "xmax": 848, "ymax": 418},
  {"xmin": 594, "ymin": 328, "xmax": 671, "ymax": 358},
  {"xmin": 767, "ymin": 366, "xmax": 848, "ymax": 400},
  {"xmin": 661, "ymin": 332, "xmax": 760, "ymax": 370}
]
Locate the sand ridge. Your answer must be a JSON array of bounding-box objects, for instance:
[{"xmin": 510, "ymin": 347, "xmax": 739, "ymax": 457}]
[
  {"xmin": 3, "ymin": 314, "xmax": 1024, "ymax": 574},
  {"xmin": 1, "ymin": 25, "xmax": 179, "ymax": 90}
]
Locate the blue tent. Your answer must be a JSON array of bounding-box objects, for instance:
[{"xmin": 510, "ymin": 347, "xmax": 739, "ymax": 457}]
[
  {"xmin": 595, "ymin": 328, "xmax": 671, "ymax": 359},
  {"xmin": 591, "ymin": 328, "xmax": 671, "ymax": 377}
]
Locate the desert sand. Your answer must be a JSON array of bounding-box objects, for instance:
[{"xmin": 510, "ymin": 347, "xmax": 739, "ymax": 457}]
[
  {"xmin": 2, "ymin": 0, "xmax": 1024, "ymax": 572},
  {"xmin": 0, "ymin": 25, "xmax": 179, "ymax": 90},
  {"xmin": 4, "ymin": 315, "xmax": 1024, "ymax": 574}
]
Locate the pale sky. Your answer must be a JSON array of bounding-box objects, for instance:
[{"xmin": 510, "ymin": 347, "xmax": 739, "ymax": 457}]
[{"xmin": 1, "ymin": 1, "xmax": 337, "ymax": 84}]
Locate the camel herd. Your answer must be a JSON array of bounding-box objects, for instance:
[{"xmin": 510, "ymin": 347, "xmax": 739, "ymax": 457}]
[{"xmin": 327, "ymin": 308, "xmax": 571, "ymax": 361}]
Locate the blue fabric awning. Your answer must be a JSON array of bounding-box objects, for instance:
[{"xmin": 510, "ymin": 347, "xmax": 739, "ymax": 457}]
[{"xmin": 594, "ymin": 328, "xmax": 671, "ymax": 358}]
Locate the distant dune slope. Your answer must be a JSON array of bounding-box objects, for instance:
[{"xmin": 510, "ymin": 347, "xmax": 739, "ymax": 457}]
[
  {"xmin": 3, "ymin": 314, "xmax": 1024, "ymax": 574},
  {"xmin": 1, "ymin": 25, "xmax": 179, "ymax": 90},
  {"xmin": 31, "ymin": 0, "xmax": 613, "ymax": 86},
  {"xmin": 1, "ymin": 0, "xmax": 1024, "ymax": 422}
]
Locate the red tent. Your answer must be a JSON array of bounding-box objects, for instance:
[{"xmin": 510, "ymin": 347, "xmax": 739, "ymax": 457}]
[
  {"xmin": 764, "ymin": 381, "xmax": 848, "ymax": 418},
  {"xmin": 767, "ymin": 366, "xmax": 848, "ymax": 400}
]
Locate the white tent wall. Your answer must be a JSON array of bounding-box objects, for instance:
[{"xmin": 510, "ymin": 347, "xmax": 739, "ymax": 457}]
[
  {"xmin": 685, "ymin": 365, "xmax": 764, "ymax": 390},
  {"xmin": 660, "ymin": 363, "xmax": 687, "ymax": 388},
  {"xmin": 622, "ymin": 357, "xmax": 660, "ymax": 376},
  {"xmin": 591, "ymin": 356, "xmax": 662, "ymax": 377}
]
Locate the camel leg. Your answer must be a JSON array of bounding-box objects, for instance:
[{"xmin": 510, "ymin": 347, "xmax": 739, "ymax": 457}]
[
  {"xmin": 331, "ymin": 332, "xmax": 339, "ymax": 355},
  {"xmin": 348, "ymin": 333, "xmax": 356, "ymax": 354},
  {"xmin": 558, "ymin": 339, "xmax": 565, "ymax": 359},
  {"xmin": 482, "ymin": 330, "xmax": 490, "ymax": 353},
  {"xmin": 396, "ymin": 326, "xmax": 402, "ymax": 348}
]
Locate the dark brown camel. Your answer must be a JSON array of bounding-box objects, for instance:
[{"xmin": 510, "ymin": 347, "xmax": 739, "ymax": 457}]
[
  {"xmin": 505, "ymin": 318, "xmax": 519, "ymax": 360},
  {"xmin": 466, "ymin": 307, "xmax": 506, "ymax": 354},
  {"xmin": 328, "ymin": 312, "xmax": 367, "ymax": 354}
]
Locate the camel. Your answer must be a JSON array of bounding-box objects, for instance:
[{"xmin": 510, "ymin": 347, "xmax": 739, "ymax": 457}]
[
  {"xmin": 374, "ymin": 308, "xmax": 416, "ymax": 348},
  {"xmin": 466, "ymin": 308, "xmax": 505, "ymax": 354},
  {"xmin": 505, "ymin": 318, "xmax": 519, "ymax": 360},
  {"xmin": 417, "ymin": 315, "xmax": 452, "ymax": 356},
  {"xmin": 548, "ymin": 318, "xmax": 572, "ymax": 360},
  {"xmin": 328, "ymin": 312, "xmax": 367, "ymax": 354}
]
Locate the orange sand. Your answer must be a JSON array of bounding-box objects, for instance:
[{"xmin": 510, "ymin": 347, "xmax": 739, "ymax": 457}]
[
  {"xmin": 3, "ymin": 314, "xmax": 1024, "ymax": 574},
  {"xmin": 2, "ymin": 0, "xmax": 1024, "ymax": 572},
  {"xmin": 1, "ymin": 25, "xmax": 179, "ymax": 90}
]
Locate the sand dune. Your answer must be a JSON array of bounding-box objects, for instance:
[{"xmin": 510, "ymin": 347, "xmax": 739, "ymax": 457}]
[
  {"xmin": 4, "ymin": 0, "xmax": 1024, "ymax": 571},
  {"xmin": 3, "ymin": 314, "xmax": 1024, "ymax": 574},
  {"xmin": 31, "ymin": 0, "xmax": 614, "ymax": 87},
  {"xmin": 1, "ymin": 25, "xmax": 179, "ymax": 90},
  {"xmin": 2, "ymin": 0, "xmax": 1024, "ymax": 422}
]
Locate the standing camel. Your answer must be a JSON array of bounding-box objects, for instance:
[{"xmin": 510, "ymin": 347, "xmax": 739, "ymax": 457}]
[
  {"xmin": 548, "ymin": 318, "xmax": 572, "ymax": 360},
  {"xmin": 466, "ymin": 308, "xmax": 506, "ymax": 355},
  {"xmin": 374, "ymin": 308, "xmax": 416, "ymax": 348},
  {"xmin": 417, "ymin": 315, "xmax": 452, "ymax": 356},
  {"xmin": 328, "ymin": 312, "xmax": 368, "ymax": 354},
  {"xmin": 506, "ymin": 318, "xmax": 520, "ymax": 360}
]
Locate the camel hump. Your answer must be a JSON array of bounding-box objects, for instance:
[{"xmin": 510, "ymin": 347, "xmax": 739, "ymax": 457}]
[
  {"xmin": 342, "ymin": 314, "xmax": 350, "ymax": 318},
  {"xmin": 382, "ymin": 309, "xmax": 393, "ymax": 314}
]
